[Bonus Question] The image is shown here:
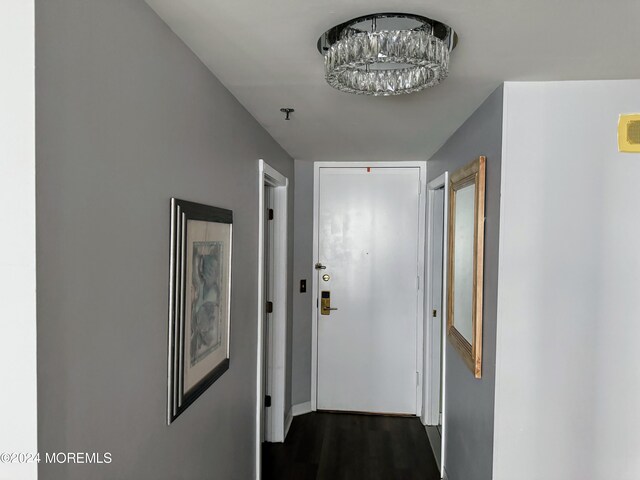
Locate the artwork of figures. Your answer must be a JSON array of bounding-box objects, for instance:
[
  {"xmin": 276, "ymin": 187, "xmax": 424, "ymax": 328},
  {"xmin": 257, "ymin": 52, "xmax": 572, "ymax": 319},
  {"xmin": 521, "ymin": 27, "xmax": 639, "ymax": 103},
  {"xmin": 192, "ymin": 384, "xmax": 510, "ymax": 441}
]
[
  {"xmin": 191, "ymin": 241, "xmax": 223, "ymax": 367},
  {"xmin": 168, "ymin": 199, "xmax": 232, "ymax": 424}
]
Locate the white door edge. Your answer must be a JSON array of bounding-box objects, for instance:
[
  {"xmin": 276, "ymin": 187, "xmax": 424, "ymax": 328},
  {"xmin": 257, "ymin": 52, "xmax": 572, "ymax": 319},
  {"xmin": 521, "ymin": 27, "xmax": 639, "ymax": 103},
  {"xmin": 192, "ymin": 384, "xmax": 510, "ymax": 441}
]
[{"xmin": 310, "ymin": 161, "xmax": 427, "ymax": 415}]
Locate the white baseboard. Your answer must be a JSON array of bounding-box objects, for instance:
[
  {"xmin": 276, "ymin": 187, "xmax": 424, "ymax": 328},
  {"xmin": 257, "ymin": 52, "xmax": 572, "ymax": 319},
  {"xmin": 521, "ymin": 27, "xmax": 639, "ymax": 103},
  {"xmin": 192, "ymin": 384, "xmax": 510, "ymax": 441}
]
[
  {"xmin": 284, "ymin": 408, "xmax": 293, "ymax": 440},
  {"xmin": 291, "ymin": 401, "xmax": 312, "ymax": 417}
]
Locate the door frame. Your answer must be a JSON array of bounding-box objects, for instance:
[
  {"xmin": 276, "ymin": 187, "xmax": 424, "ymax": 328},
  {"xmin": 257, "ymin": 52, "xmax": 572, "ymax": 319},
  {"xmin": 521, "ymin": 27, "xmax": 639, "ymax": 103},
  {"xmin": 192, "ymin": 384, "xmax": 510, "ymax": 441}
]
[
  {"xmin": 310, "ymin": 161, "xmax": 427, "ymax": 414},
  {"xmin": 423, "ymin": 172, "xmax": 449, "ymax": 478},
  {"xmin": 256, "ymin": 160, "xmax": 288, "ymax": 477}
]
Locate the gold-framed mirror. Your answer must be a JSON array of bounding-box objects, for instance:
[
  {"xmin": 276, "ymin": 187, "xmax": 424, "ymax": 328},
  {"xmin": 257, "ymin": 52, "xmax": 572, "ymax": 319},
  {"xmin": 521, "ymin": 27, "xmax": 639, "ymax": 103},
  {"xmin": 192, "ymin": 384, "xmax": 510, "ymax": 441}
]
[{"xmin": 447, "ymin": 156, "xmax": 486, "ymax": 378}]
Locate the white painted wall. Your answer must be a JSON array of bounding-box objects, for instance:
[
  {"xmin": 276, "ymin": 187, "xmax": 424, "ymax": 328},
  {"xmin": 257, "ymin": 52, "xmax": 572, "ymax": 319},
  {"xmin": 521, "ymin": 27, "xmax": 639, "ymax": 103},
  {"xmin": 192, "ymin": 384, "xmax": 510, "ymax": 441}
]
[
  {"xmin": 0, "ymin": 1, "xmax": 37, "ymax": 479},
  {"xmin": 494, "ymin": 80, "xmax": 640, "ymax": 480},
  {"xmin": 291, "ymin": 160, "xmax": 314, "ymax": 406}
]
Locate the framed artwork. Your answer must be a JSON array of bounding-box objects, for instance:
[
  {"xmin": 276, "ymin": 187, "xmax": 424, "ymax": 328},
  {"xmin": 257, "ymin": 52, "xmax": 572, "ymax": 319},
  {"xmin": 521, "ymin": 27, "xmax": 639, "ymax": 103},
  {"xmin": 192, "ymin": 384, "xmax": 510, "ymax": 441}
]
[
  {"xmin": 447, "ymin": 156, "xmax": 486, "ymax": 378},
  {"xmin": 168, "ymin": 198, "xmax": 232, "ymax": 423}
]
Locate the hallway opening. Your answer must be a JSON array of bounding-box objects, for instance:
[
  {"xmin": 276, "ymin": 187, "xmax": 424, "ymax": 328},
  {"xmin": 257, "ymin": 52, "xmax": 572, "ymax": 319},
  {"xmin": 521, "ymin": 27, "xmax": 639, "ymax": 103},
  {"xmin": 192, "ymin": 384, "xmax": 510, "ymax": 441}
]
[{"xmin": 262, "ymin": 412, "xmax": 440, "ymax": 480}]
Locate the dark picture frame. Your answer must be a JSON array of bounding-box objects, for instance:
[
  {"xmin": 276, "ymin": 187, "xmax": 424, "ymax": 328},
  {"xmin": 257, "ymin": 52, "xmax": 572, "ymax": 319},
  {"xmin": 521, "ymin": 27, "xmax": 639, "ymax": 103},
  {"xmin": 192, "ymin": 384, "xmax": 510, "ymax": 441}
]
[{"xmin": 168, "ymin": 198, "xmax": 233, "ymax": 424}]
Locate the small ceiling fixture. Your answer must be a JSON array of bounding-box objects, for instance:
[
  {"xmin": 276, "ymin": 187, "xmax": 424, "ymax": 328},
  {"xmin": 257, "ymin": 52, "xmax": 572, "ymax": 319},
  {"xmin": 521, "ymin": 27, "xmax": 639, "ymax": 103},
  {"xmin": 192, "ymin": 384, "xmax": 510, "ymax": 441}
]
[
  {"xmin": 317, "ymin": 13, "xmax": 457, "ymax": 96},
  {"xmin": 280, "ymin": 107, "xmax": 295, "ymax": 120}
]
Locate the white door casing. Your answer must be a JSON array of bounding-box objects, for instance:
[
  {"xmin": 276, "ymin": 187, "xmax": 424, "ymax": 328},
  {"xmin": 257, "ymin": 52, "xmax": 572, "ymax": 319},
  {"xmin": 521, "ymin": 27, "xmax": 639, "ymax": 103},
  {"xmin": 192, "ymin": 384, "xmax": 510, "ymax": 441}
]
[
  {"xmin": 256, "ymin": 159, "xmax": 288, "ymax": 479},
  {"xmin": 424, "ymin": 172, "xmax": 449, "ymax": 479},
  {"xmin": 312, "ymin": 162, "xmax": 426, "ymax": 415}
]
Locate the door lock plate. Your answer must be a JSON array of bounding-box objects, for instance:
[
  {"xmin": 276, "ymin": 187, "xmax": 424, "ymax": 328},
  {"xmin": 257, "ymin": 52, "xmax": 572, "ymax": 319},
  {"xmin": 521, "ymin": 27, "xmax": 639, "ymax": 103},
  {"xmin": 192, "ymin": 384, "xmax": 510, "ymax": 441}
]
[{"xmin": 320, "ymin": 291, "xmax": 337, "ymax": 315}]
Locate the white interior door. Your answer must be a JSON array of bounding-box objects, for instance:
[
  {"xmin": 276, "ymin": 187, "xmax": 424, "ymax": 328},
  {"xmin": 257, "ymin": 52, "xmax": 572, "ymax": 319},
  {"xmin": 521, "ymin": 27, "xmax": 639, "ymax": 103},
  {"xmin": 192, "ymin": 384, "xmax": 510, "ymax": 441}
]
[
  {"xmin": 431, "ymin": 188, "xmax": 445, "ymax": 427},
  {"xmin": 262, "ymin": 185, "xmax": 274, "ymax": 441},
  {"xmin": 425, "ymin": 185, "xmax": 446, "ymax": 474},
  {"xmin": 316, "ymin": 166, "xmax": 422, "ymax": 414}
]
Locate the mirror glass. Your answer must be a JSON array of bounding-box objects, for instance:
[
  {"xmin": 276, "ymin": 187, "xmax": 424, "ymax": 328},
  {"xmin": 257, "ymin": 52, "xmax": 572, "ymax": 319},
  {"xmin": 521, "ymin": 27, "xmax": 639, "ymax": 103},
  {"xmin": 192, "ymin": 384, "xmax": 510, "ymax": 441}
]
[{"xmin": 453, "ymin": 183, "xmax": 475, "ymax": 343}]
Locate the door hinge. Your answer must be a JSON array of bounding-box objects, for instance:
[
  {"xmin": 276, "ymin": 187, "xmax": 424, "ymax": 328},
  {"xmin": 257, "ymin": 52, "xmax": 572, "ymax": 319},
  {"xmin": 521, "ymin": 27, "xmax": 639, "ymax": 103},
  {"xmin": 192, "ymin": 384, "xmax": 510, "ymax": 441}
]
[
  {"xmin": 416, "ymin": 372, "xmax": 421, "ymax": 386},
  {"xmin": 268, "ymin": 208, "xmax": 274, "ymax": 220},
  {"xmin": 265, "ymin": 395, "xmax": 272, "ymax": 408},
  {"xmin": 266, "ymin": 301, "xmax": 273, "ymax": 314}
]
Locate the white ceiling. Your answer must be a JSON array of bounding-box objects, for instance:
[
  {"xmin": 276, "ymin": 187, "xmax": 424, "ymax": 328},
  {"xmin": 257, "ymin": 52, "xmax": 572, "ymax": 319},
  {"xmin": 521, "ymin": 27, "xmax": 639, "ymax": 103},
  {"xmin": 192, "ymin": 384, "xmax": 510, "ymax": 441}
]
[{"xmin": 146, "ymin": 0, "xmax": 640, "ymax": 161}]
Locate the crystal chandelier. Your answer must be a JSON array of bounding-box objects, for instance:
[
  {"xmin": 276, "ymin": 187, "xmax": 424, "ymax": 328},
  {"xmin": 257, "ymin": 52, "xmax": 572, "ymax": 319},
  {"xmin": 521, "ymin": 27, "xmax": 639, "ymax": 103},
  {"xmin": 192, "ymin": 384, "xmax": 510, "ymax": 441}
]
[{"xmin": 317, "ymin": 13, "xmax": 458, "ymax": 96}]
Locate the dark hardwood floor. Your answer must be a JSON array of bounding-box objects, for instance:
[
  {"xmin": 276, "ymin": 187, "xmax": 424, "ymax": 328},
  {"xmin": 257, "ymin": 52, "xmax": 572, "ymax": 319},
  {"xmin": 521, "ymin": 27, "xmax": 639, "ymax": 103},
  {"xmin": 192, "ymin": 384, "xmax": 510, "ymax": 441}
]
[{"xmin": 262, "ymin": 412, "xmax": 440, "ymax": 480}]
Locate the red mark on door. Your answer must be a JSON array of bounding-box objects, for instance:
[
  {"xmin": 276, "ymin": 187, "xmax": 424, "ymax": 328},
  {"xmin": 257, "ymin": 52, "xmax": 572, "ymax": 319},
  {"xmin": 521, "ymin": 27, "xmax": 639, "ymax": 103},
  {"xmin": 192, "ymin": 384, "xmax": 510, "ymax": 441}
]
[{"xmin": 367, "ymin": 167, "xmax": 371, "ymax": 173}]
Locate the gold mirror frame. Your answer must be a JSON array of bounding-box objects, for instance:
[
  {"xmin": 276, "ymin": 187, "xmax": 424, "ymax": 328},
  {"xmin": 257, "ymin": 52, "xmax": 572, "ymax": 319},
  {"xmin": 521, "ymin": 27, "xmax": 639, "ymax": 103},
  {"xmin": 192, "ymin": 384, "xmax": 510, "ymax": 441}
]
[{"xmin": 447, "ymin": 156, "xmax": 486, "ymax": 378}]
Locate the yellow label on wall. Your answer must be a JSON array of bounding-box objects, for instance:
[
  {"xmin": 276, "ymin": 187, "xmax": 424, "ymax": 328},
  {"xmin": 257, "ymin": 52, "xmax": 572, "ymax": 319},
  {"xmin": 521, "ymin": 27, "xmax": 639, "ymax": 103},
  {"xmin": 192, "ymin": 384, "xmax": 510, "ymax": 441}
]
[{"xmin": 618, "ymin": 114, "xmax": 640, "ymax": 152}]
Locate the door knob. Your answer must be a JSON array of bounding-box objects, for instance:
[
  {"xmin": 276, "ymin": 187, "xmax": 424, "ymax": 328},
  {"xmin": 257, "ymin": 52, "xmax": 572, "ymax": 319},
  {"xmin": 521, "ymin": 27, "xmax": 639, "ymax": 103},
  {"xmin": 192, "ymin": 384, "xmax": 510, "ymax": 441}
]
[{"xmin": 315, "ymin": 262, "xmax": 327, "ymax": 270}]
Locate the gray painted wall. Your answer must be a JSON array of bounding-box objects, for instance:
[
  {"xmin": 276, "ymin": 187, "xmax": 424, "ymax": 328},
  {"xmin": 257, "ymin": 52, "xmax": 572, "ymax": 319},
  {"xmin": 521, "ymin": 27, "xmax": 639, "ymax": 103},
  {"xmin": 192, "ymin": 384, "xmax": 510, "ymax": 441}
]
[
  {"xmin": 35, "ymin": 1, "xmax": 293, "ymax": 479},
  {"xmin": 493, "ymin": 80, "xmax": 640, "ymax": 480},
  {"xmin": 427, "ymin": 86, "xmax": 503, "ymax": 480},
  {"xmin": 291, "ymin": 160, "xmax": 314, "ymax": 406}
]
